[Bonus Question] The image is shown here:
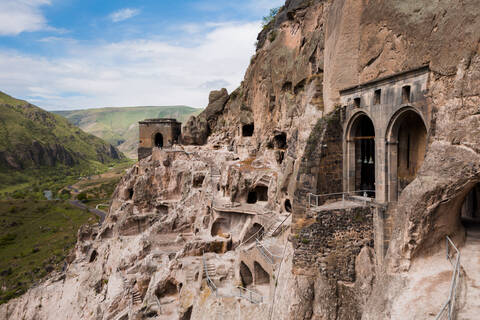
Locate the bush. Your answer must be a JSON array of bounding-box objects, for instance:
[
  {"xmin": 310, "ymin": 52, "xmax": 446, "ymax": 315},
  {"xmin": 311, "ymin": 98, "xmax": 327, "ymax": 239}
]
[
  {"xmin": 77, "ymin": 193, "xmax": 88, "ymax": 202},
  {"xmin": 262, "ymin": 7, "xmax": 280, "ymax": 28}
]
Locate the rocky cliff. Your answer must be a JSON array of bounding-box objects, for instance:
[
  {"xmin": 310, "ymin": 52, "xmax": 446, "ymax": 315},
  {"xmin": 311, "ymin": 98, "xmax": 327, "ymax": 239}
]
[{"xmin": 2, "ymin": 0, "xmax": 480, "ymax": 319}]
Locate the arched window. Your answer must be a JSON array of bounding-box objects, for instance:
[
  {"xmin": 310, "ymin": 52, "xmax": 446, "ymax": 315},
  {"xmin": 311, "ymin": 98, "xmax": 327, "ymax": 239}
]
[{"xmin": 154, "ymin": 133, "xmax": 163, "ymax": 148}]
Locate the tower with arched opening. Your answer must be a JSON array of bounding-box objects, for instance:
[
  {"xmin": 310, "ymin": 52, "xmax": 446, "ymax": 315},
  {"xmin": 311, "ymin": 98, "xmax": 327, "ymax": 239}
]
[{"xmin": 138, "ymin": 118, "xmax": 181, "ymax": 160}]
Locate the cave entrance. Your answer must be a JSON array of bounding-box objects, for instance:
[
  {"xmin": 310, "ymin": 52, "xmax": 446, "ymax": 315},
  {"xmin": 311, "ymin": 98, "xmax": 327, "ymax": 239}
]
[
  {"xmin": 254, "ymin": 261, "xmax": 270, "ymax": 285},
  {"xmin": 242, "ymin": 223, "xmax": 264, "ymax": 244},
  {"xmin": 247, "ymin": 186, "xmax": 268, "ymax": 204},
  {"xmin": 154, "ymin": 132, "xmax": 164, "ymax": 148},
  {"xmin": 239, "ymin": 262, "xmax": 253, "ymax": 287},
  {"xmin": 273, "ymin": 132, "xmax": 287, "ymax": 149},
  {"xmin": 461, "ymin": 184, "xmax": 480, "ymax": 231},
  {"xmin": 387, "ymin": 109, "xmax": 427, "ymax": 201},
  {"xmin": 348, "ymin": 114, "xmax": 375, "ymax": 197},
  {"xmin": 242, "ymin": 123, "xmax": 254, "ymax": 137}
]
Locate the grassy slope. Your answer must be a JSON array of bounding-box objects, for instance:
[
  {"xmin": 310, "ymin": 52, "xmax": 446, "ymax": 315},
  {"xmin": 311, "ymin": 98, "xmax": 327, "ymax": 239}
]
[
  {"xmin": 0, "ymin": 91, "xmax": 128, "ymax": 195},
  {"xmin": 0, "ymin": 200, "xmax": 98, "ymax": 304},
  {"xmin": 55, "ymin": 106, "xmax": 202, "ymax": 158},
  {"xmin": 0, "ymin": 92, "xmax": 124, "ymax": 164}
]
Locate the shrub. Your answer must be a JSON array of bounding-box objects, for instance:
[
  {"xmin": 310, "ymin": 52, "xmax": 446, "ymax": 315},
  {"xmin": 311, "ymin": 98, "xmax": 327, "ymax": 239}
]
[{"xmin": 262, "ymin": 7, "xmax": 280, "ymax": 28}]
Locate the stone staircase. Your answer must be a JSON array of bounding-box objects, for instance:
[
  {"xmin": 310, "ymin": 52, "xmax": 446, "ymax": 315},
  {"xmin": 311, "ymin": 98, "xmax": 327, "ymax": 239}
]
[
  {"xmin": 203, "ymin": 262, "xmax": 216, "ymax": 278},
  {"xmin": 131, "ymin": 289, "xmax": 142, "ymax": 305}
]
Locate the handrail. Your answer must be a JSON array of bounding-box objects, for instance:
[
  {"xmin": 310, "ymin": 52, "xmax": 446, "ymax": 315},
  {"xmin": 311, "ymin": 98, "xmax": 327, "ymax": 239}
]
[
  {"xmin": 307, "ymin": 190, "xmax": 376, "ymax": 208},
  {"xmin": 202, "ymin": 254, "xmax": 218, "ymax": 297},
  {"xmin": 236, "ymin": 286, "xmax": 263, "ymax": 304},
  {"xmin": 255, "ymin": 239, "xmax": 277, "ymax": 264},
  {"xmin": 435, "ymin": 236, "xmax": 461, "ymax": 320}
]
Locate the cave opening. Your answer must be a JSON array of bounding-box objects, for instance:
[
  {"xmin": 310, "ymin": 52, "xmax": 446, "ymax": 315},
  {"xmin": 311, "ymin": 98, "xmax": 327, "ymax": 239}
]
[
  {"xmin": 285, "ymin": 199, "xmax": 292, "ymax": 213},
  {"xmin": 273, "ymin": 132, "xmax": 287, "ymax": 149},
  {"xmin": 239, "ymin": 262, "xmax": 253, "ymax": 287},
  {"xmin": 128, "ymin": 188, "xmax": 134, "ymax": 200},
  {"xmin": 247, "ymin": 186, "xmax": 268, "ymax": 204},
  {"xmin": 461, "ymin": 183, "xmax": 480, "ymax": 231},
  {"xmin": 254, "ymin": 261, "xmax": 270, "ymax": 285},
  {"xmin": 242, "ymin": 223, "xmax": 264, "ymax": 244},
  {"xmin": 242, "ymin": 123, "xmax": 254, "ymax": 137},
  {"xmin": 89, "ymin": 250, "xmax": 98, "ymax": 263}
]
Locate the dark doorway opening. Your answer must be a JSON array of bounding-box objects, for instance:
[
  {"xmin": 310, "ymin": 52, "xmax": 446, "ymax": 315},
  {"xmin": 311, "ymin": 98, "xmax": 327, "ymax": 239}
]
[
  {"xmin": 254, "ymin": 261, "xmax": 270, "ymax": 285},
  {"xmin": 154, "ymin": 132, "xmax": 164, "ymax": 148},
  {"xmin": 273, "ymin": 132, "xmax": 287, "ymax": 149},
  {"xmin": 353, "ymin": 115, "xmax": 375, "ymax": 196},
  {"xmin": 242, "ymin": 123, "xmax": 254, "ymax": 137},
  {"xmin": 284, "ymin": 199, "xmax": 292, "ymax": 213},
  {"xmin": 240, "ymin": 262, "xmax": 253, "ymax": 287},
  {"xmin": 247, "ymin": 186, "xmax": 268, "ymax": 204}
]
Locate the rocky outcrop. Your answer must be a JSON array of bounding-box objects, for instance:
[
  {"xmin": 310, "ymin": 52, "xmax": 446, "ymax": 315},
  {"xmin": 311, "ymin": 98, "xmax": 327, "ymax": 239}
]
[{"xmin": 182, "ymin": 89, "xmax": 229, "ymax": 145}]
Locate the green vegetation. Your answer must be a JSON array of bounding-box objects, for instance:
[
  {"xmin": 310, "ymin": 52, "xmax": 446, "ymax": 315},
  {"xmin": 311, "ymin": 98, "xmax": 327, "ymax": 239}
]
[
  {"xmin": 0, "ymin": 200, "xmax": 98, "ymax": 304},
  {"xmin": 262, "ymin": 7, "xmax": 281, "ymax": 28},
  {"xmin": 0, "ymin": 158, "xmax": 133, "ymax": 200},
  {"xmin": 54, "ymin": 105, "xmax": 202, "ymax": 158}
]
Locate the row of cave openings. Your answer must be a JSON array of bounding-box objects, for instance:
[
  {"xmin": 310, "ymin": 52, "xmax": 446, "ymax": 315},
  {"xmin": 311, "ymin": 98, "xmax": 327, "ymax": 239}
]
[
  {"xmin": 239, "ymin": 261, "xmax": 270, "ymax": 288},
  {"xmin": 349, "ymin": 109, "xmax": 427, "ymax": 199}
]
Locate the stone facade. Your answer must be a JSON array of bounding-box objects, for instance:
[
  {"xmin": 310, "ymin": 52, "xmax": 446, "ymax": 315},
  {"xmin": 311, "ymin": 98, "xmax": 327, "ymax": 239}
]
[
  {"xmin": 138, "ymin": 118, "xmax": 181, "ymax": 160},
  {"xmin": 341, "ymin": 66, "xmax": 431, "ymax": 203},
  {"xmin": 293, "ymin": 205, "xmax": 374, "ymax": 281}
]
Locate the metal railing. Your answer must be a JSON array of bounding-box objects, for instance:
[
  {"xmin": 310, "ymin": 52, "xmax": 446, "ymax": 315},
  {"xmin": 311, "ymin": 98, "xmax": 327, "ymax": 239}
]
[
  {"xmin": 255, "ymin": 239, "xmax": 281, "ymax": 264},
  {"xmin": 235, "ymin": 286, "xmax": 263, "ymax": 304},
  {"xmin": 307, "ymin": 190, "xmax": 376, "ymax": 208},
  {"xmin": 202, "ymin": 254, "xmax": 218, "ymax": 297},
  {"xmin": 435, "ymin": 236, "xmax": 461, "ymax": 320}
]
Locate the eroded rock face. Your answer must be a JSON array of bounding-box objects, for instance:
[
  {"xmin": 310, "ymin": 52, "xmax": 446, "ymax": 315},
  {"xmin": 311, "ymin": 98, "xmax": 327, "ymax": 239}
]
[{"xmin": 3, "ymin": 0, "xmax": 480, "ymax": 319}]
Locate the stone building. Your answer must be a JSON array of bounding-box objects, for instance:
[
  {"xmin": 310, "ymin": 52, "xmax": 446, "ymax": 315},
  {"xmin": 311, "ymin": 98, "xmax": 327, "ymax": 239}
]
[
  {"xmin": 138, "ymin": 118, "xmax": 181, "ymax": 160},
  {"xmin": 341, "ymin": 66, "xmax": 430, "ymax": 203}
]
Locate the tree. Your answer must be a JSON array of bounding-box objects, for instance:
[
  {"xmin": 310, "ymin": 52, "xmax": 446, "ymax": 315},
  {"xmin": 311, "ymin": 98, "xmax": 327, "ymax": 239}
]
[{"xmin": 262, "ymin": 7, "xmax": 280, "ymax": 28}]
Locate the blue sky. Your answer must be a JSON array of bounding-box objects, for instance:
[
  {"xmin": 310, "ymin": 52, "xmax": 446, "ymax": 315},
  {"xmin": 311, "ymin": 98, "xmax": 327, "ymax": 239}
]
[{"xmin": 0, "ymin": 0, "xmax": 284, "ymax": 110}]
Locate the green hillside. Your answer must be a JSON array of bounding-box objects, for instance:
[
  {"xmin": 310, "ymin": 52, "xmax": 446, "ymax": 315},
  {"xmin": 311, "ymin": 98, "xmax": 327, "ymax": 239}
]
[
  {"xmin": 0, "ymin": 91, "xmax": 126, "ymax": 197},
  {"xmin": 55, "ymin": 106, "xmax": 202, "ymax": 158}
]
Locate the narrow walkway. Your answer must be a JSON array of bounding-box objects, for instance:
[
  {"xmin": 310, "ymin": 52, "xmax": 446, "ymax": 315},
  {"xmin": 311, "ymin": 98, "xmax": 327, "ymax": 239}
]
[{"xmin": 457, "ymin": 221, "xmax": 480, "ymax": 319}]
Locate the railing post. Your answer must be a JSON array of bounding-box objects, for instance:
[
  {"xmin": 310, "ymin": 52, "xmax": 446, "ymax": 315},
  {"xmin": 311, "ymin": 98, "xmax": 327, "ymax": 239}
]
[{"xmin": 342, "ymin": 193, "xmax": 345, "ymax": 208}]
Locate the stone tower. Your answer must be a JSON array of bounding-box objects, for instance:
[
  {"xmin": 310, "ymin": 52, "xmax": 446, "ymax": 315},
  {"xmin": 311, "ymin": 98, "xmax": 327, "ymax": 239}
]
[{"xmin": 138, "ymin": 118, "xmax": 181, "ymax": 160}]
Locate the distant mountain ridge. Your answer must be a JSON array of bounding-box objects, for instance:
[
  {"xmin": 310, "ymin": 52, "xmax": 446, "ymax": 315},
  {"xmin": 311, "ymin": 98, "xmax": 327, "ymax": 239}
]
[
  {"xmin": 0, "ymin": 91, "xmax": 124, "ymax": 171},
  {"xmin": 54, "ymin": 106, "xmax": 202, "ymax": 158}
]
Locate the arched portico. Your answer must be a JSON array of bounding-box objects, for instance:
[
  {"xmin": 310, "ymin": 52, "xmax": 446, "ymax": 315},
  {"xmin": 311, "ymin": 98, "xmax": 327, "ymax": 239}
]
[{"xmin": 386, "ymin": 107, "xmax": 427, "ymax": 201}]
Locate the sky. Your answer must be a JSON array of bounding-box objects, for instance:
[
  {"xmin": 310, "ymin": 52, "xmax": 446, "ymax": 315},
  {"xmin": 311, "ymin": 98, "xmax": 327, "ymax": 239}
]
[{"xmin": 0, "ymin": 0, "xmax": 284, "ymax": 110}]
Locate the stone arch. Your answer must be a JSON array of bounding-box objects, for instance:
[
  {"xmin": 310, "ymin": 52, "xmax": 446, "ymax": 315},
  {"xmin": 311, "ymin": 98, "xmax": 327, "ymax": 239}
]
[
  {"xmin": 254, "ymin": 261, "xmax": 270, "ymax": 285},
  {"xmin": 154, "ymin": 132, "xmax": 164, "ymax": 148},
  {"xmin": 239, "ymin": 261, "xmax": 253, "ymax": 287},
  {"xmin": 345, "ymin": 112, "xmax": 376, "ymax": 196},
  {"xmin": 386, "ymin": 107, "xmax": 427, "ymax": 201}
]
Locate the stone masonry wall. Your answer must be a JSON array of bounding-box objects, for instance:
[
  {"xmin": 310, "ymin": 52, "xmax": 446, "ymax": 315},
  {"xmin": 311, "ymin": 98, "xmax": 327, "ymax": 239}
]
[
  {"xmin": 292, "ymin": 205, "xmax": 374, "ymax": 282},
  {"xmin": 292, "ymin": 108, "xmax": 343, "ymax": 230}
]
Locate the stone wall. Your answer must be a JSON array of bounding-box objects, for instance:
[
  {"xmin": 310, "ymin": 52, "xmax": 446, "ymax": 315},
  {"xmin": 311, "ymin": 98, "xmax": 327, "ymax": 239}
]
[
  {"xmin": 292, "ymin": 108, "xmax": 343, "ymax": 230},
  {"xmin": 138, "ymin": 119, "xmax": 181, "ymax": 160},
  {"xmin": 292, "ymin": 205, "xmax": 374, "ymax": 282}
]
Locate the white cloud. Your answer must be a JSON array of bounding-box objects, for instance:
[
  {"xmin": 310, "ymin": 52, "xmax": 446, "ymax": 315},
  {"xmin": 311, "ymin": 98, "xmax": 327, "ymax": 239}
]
[
  {"xmin": 109, "ymin": 8, "xmax": 140, "ymax": 23},
  {"xmin": 0, "ymin": 0, "xmax": 52, "ymax": 36},
  {"xmin": 0, "ymin": 21, "xmax": 261, "ymax": 110}
]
